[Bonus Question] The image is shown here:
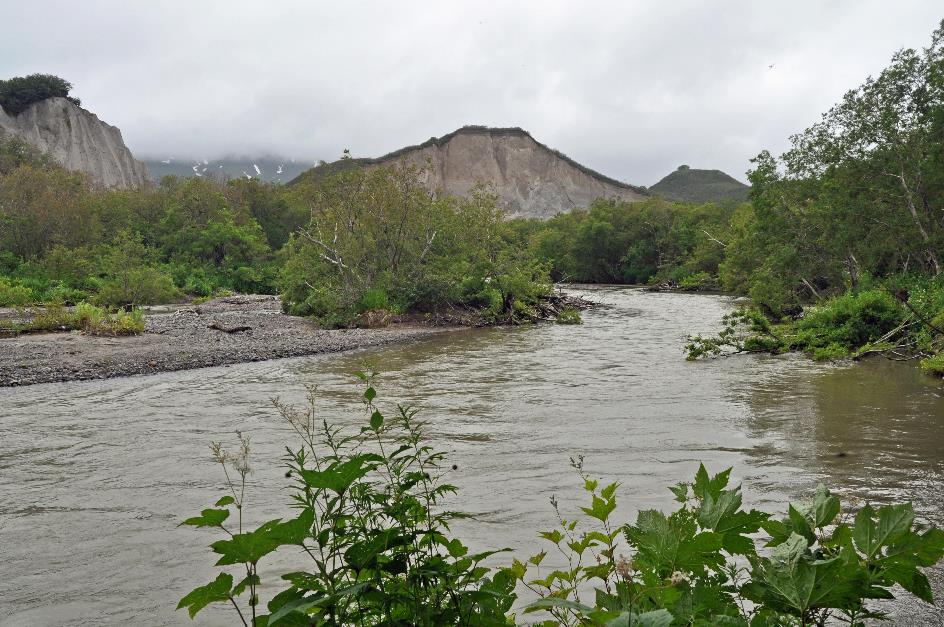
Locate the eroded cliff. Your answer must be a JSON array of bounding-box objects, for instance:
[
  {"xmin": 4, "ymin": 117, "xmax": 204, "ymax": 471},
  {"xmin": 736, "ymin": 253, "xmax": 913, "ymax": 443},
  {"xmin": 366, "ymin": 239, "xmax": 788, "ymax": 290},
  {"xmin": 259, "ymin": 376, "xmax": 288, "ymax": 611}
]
[
  {"xmin": 294, "ymin": 127, "xmax": 648, "ymax": 218},
  {"xmin": 0, "ymin": 97, "xmax": 148, "ymax": 188}
]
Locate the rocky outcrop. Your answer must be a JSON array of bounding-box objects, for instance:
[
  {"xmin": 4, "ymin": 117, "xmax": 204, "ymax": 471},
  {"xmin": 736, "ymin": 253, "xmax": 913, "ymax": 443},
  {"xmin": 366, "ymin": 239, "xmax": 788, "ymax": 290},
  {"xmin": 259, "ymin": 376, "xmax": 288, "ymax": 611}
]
[
  {"xmin": 0, "ymin": 97, "xmax": 148, "ymax": 188},
  {"xmin": 293, "ymin": 127, "xmax": 648, "ymax": 218}
]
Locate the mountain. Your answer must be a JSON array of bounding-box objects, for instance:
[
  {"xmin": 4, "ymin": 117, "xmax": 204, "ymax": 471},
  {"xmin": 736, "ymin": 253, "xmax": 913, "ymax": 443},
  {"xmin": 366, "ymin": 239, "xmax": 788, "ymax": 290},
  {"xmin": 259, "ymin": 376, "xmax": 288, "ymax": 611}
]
[
  {"xmin": 648, "ymin": 165, "xmax": 749, "ymax": 203},
  {"xmin": 142, "ymin": 155, "xmax": 314, "ymax": 184},
  {"xmin": 291, "ymin": 126, "xmax": 648, "ymax": 218},
  {"xmin": 0, "ymin": 96, "xmax": 148, "ymax": 188}
]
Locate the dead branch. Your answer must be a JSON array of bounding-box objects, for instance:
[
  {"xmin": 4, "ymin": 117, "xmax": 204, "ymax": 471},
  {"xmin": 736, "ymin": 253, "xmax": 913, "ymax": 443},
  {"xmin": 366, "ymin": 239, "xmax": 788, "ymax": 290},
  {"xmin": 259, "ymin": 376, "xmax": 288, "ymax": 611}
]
[{"xmin": 208, "ymin": 323, "xmax": 252, "ymax": 334}]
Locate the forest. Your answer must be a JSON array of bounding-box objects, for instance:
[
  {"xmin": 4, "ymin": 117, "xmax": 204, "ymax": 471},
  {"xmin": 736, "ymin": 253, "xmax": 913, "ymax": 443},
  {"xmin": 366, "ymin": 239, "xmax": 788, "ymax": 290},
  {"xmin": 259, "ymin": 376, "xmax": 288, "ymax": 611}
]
[{"xmin": 1, "ymin": 22, "xmax": 943, "ymax": 369}]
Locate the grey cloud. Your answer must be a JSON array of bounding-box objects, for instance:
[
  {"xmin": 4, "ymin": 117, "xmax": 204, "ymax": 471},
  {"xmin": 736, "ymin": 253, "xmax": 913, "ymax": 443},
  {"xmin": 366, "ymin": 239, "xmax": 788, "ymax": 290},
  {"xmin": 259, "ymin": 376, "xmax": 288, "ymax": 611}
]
[{"xmin": 1, "ymin": 1, "xmax": 940, "ymax": 184}]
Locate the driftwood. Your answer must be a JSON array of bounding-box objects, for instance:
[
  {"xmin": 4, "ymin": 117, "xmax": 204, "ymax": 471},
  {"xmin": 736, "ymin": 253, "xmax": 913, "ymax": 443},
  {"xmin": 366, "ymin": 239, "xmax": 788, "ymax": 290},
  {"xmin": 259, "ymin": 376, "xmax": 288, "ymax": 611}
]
[{"xmin": 207, "ymin": 322, "xmax": 252, "ymax": 334}]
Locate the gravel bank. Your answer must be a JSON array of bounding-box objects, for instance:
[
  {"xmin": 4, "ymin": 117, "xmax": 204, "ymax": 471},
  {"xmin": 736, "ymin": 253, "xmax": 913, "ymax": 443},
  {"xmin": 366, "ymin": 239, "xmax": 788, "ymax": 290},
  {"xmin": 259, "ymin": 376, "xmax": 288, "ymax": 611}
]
[{"xmin": 0, "ymin": 295, "xmax": 448, "ymax": 387}]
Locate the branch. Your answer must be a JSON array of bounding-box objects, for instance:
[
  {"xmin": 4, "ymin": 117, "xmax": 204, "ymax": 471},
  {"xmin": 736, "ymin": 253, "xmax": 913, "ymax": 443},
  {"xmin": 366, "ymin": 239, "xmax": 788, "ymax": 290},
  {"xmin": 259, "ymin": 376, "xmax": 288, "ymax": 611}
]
[{"xmin": 701, "ymin": 229, "xmax": 727, "ymax": 247}]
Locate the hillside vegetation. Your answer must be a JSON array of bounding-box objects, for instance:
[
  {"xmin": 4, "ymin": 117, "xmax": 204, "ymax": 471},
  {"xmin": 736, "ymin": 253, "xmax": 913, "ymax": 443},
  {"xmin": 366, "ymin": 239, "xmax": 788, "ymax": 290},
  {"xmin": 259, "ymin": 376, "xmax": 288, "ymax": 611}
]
[
  {"xmin": 649, "ymin": 165, "xmax": 749, "ymax": 203},
  {"xmin": 0, "ymin": 136, "xmax": 556, "ymax": 327},
  {"xmin": 0, "ymin": 74, "xmax": 80, "ymax": 115}
]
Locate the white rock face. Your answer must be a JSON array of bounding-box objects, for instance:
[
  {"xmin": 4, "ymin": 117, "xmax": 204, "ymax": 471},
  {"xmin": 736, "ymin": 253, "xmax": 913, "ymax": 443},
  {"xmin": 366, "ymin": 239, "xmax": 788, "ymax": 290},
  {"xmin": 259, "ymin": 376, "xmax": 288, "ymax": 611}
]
[
  {"xmin": 0, "ymin": 97, "xmax": 148, "ymax": 188},
  {"xmin": 367, "ymin": 127, "xmax": 647, "ymax": 218}
]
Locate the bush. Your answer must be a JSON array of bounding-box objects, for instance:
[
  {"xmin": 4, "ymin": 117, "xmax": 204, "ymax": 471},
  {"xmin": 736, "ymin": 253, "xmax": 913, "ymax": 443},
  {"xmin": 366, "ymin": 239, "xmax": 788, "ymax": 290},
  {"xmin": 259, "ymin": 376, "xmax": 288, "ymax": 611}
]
[
  {"xmin": 0, "ymin": 276, "xmax": 35, "ymax": 306},
  {"xmin": 556, "ymin": 307, "xmax": 582, "ymax": 324},
  {"xmin": 1, "ymin": 302, "xmax": 144, "ymax": 336},
  {"xmin": 180, "ymin": 380, "xmax": 944, "ymax": 626},
  {"xmin": 794, "ymin": 289, "xmax": 904, "ymax": 351},
  {"xmin": 920, "ymin": 353, "xmax": 944, "ymax": 377},
  {"xmin": 514, "ymin": 461, "xmax": 944, "ymax": 626},
  {"xmin": 95, "ymin": 266, "xmax": 179, "ymax": 307},
  {"xmin": 180, "ymin": 376, "xmax": 516, "ymax": 625},
  {"xmin": 0, "ymin": 74, "xmax": 80, "ymax": 115},
  {"xmin": 358, "ymin": 287, "xmax": 390, "ymax": 312},
  {"xmin": 677, "ymin": 271, "xmax": 717, "ymax": 291}
]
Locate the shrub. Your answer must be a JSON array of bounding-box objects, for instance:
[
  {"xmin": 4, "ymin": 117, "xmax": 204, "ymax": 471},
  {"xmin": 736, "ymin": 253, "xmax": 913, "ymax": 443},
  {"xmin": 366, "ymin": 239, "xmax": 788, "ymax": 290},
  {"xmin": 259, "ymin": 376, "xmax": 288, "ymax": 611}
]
[
  {"xmin": 0, "ymin": 302, "xmax": 144, "ymax": 336},
  {"xmin": 358, "ymin": 287, "xmax": 390, "ymax": 312},
  {"xmin": 0, "ymin": 276, "xmax": 34, "ymax": 306},
  {"xmin": 686, "ymin": 309, "xmax": 784, "ymax": 360},
  {"xmin": 75, "ymin": 302, "xmax": 144, "ymax": 335},
  {"xmin": 180, "ymin": 380, "xmax": 944, "ymax": 626},
  {"xmin": 514, "ymin": 459, "xmax": 944, "ymax": 626},
  {"xmin": 920, "ymin": 353, "xmax": 944, "ymax": 377},
  {"xmin": 0, "ymin": 74, "xmax": 80, "ymax": 115},
  {"xmin": 794, "ymin": 289, "xmax": 904, "ymax": 351},
  {"xmin": 179, "ymin": 375, "xmax": 516, "ymax": 625},
  {"xmin": 556, "ymin": 307, "xmax": 582, "ymax": 325},
  {"xmin": 677, "ymin": 271, "xmax": 717, "ymax": 291},
  {"xmin": 95, "ymin": 266, "xmax": 179, "ymax": 307}
]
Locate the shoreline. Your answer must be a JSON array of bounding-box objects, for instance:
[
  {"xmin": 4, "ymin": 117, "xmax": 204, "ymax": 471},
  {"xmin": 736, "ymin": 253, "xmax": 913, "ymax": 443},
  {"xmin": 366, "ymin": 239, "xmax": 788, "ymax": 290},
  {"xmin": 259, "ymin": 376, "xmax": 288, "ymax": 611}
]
[{"xmin": 0, "ymin": 295, "xmax": 455, "ymax": 387}]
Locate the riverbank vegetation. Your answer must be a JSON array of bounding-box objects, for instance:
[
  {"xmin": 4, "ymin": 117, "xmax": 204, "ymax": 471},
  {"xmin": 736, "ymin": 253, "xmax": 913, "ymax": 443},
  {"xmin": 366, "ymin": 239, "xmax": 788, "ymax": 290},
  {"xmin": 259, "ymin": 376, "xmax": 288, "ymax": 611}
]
[
  {"xmin": 680, "ymin": 21, "xmax": 944, "ymax": 370},
  {"xmin": 0, "ymin": 134, "xmax": 563, "ymax": 327},
  {"xmin": 0, "ymin": 301, "xmax": 144, "ymax": 336},
  {"xmin": 3, "ymin": 21, "xmax": 942, "ymax": 358},
  {"xmin": 181, "ymin": 379, "xmax": 944, "ymax": 625}
]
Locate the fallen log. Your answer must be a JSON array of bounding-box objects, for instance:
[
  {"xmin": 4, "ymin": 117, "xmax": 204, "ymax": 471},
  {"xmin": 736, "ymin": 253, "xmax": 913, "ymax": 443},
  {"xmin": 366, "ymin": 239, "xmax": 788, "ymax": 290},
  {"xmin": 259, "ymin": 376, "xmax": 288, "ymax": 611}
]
[{"xmin": 207, "ymin": 322, "xmax": 252, "ymax": 334}]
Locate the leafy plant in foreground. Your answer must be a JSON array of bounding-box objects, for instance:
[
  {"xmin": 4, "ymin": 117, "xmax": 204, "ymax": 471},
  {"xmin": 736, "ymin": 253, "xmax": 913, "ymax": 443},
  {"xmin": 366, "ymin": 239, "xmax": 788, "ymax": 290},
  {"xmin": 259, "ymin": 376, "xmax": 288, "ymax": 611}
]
[
  {"xmin": 179, "ymin": 375, "xmax": 516, "ymax": 626},
  {"xmin": 180, "ymin": 380, "xmax": 944, "ymax": 625},
  {"xmin": 515, "ymin": 463, "xmax": 944, "ymax": 626}
]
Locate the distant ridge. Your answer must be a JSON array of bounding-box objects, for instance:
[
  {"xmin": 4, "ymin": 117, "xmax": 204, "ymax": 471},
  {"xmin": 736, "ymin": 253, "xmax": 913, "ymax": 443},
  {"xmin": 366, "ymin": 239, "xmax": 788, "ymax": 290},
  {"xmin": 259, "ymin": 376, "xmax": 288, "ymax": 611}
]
[
  {"xmin": 291, "ymin": 125, "xmax": 648, "ymax": 218},
  {"xmin": 649, "ymin": 165, "xmax": 749, "ymax": 203},
  {"xmin": 142, "ymin": 155, "xmax": 313, "ymax": 183}
]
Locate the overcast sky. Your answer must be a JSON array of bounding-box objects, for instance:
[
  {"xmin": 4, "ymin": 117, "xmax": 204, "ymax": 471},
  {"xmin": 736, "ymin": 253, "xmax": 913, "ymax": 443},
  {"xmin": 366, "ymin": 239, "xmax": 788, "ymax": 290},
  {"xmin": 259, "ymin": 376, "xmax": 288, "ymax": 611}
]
[{"xmin": 2, "ymin": 2, "xmax": 941, "ymax": 185}]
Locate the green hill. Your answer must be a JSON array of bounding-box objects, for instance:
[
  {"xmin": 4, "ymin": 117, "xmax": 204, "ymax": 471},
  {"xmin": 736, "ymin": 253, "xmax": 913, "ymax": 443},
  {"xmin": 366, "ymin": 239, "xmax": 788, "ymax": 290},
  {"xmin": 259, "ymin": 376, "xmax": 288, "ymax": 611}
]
[{"xmin": 649, "ymin": 165, "xmax": 749, "ymax": 203}]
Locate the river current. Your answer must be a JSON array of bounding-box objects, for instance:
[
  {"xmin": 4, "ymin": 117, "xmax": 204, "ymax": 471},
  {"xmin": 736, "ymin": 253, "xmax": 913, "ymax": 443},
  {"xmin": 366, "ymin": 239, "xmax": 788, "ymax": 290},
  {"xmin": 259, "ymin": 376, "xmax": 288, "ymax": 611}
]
[{"xmin": 1, "ymin": 287, "xmax": 942, "ymax": 625}]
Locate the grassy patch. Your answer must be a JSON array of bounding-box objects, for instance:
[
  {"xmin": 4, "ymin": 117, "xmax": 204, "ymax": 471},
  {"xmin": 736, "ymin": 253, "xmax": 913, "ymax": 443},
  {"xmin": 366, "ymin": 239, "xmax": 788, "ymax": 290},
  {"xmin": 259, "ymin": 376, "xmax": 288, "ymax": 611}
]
[
  {"xmin": 920, "ymin": 353, "xmax": 944, "ymax": 377},
  {"xmin": 0, "ymin": 302, "xmax": 144, "ymax": 336}
]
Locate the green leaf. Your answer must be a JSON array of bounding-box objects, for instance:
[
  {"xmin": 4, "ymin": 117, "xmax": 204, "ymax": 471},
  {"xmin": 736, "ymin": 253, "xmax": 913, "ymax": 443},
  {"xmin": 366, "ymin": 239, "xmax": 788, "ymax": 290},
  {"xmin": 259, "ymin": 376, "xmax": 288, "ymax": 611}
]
[
  {"xmin": 606, "ymin": 609, "xmax": 674, "ymax": 627},
  {"xmin": 528, "ymin": 550, "xmax": 547, "ymax": 566},
  {"xmin": 693, "ymin": 463, "xmax": 711, "ymax": 499},
  {"xmin": 669, "ymin": 482, "xmax": 688, "ymax": 503},
  {"xmin": 215, "ymin": 495, "xmax": 236, "ymax": 507},
  {"xmin": 446, "ymin": 538, "xmax": 469, "ymax": 558},
  {"xmin": 232, "ymin": 573, "xmax": 260, "ymax": 597},
  {"xmin": 211, "ymin": 519, "xmax": 285, "ymax": 565},
  {"xmin": 299, "ymin": 456, "xmax": 373, "ymax": 494},
  {"xmin": 267, "ymin": 587, "xmax": 378, "ymax": 627},
  {"xmin": 625, "ymin": 509, "xmax": 724, "ymax": 575},
  {"xmin": 363, "ymin": 386, "xmax": 376, "ymax": 402},
  {"xmin": 810, "ymin": 484, "xmax": 840, "ymax": 528},
  {"xmin": 854, "ymin": 503, "xmax": 915, "ymax": 558},
  {"xmin": 345, "ymin": 529, "xmax": 407, "ymax": 570},
  {"xmin": 180, "ymin": 508, "xmax": 230, "ymax": 528},
  {"xmin": 177, "ymin": 572, "xmax": 233, "ymax": 618},
  {"xmin": 523, "ymin": 597, "xmax": 595, "ymax": 614},
  {"xmin": 539, "ymin": 529, "xmax": 563, "ymax": 544},
  {"xmin": 581, "ymin": 495, "xmax": 617, "ymax": 522},
  {"xmin": 742, "ymin": 533, "xmax": 865, "ymax": 616},
  {"xmin": 369, "ymin": 409, "xmax": 383, "ymax": 430},
  {"xmin": 601, "ymin": 482, "xmax": 619, "ymax": 501},
  {"xmin": 788, "ymin": 504, "xmax": 815, "ymax": 544}
]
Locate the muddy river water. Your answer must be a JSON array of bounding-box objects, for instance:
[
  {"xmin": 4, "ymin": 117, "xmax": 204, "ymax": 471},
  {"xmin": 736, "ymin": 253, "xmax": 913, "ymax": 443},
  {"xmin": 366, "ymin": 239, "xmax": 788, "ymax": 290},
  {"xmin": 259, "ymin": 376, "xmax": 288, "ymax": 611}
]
[{"xmin": 1, "ymin": 287, "xmax": 942, "ymax": 625}]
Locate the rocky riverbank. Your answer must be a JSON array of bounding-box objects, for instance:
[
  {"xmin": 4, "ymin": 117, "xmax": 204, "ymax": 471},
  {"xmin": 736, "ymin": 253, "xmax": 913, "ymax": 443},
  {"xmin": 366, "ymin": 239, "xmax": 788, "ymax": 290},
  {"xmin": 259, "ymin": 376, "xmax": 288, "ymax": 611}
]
[{"xmin": 0, "ymin": 295, "xmax": 448, "ymax": 387}]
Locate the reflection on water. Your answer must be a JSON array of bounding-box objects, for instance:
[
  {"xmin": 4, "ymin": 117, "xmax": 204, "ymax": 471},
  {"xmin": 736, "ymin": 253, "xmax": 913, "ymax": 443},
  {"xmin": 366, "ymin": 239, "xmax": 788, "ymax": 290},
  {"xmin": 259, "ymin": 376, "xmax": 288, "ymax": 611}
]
[{"xmin": 0, "ymin": 286, "xmax": 941, "ymax": 625}]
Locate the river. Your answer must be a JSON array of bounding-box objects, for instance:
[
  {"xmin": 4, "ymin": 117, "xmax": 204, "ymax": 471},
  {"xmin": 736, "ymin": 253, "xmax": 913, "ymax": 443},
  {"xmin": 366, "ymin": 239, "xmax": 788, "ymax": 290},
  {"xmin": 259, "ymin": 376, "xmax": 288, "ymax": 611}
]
[{"xmin": 1, "ymin": 286, "xmax": 942, "ymax": 625}]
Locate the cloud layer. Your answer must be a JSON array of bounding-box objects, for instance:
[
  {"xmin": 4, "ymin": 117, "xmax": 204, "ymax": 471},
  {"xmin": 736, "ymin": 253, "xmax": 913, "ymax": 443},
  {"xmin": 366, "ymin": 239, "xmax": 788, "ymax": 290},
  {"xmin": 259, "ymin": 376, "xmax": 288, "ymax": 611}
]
[{"xmin": 2, "ymin": 1, "xmax": 940, "ymax": 184}]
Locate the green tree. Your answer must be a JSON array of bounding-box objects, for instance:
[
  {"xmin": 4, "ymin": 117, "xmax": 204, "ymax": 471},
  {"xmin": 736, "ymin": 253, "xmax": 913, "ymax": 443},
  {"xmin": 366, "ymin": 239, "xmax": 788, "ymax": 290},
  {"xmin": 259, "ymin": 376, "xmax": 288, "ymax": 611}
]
[{"xmin": 0, "ymin": 74, "xmax": 80, "ymax": 114}]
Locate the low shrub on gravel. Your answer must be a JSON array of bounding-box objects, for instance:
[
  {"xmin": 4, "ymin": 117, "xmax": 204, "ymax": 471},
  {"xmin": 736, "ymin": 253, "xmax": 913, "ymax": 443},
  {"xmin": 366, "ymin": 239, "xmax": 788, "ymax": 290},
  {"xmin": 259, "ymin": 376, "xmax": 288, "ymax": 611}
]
[{"xmin": 0, "ymin": 302, "xmax": 144, "ymax": 336}]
